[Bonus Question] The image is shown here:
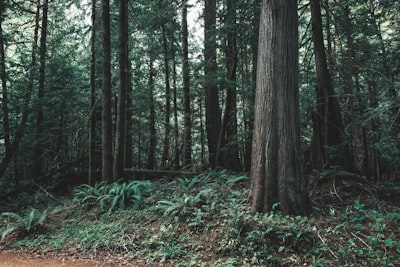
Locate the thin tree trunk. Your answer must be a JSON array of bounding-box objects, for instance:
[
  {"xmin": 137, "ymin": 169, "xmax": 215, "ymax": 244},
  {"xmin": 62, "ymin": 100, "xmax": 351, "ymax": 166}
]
[
  {"xmin": 204, "ymin": 0, "xmax": 221, "ymax": 169},
  {"xmin": 32, "ymin": 0, "xmax": 49, "ymax": 179},
  {"xmin": 0, "ymin": 7, "xmax": 10, "ymax": 159},
  {"xmin": 101, "ymin": 0, "xmax": 113, "ymax": 181},
  {"xmin": 147, "ymin": 53, "xmax": 156, "ymax": 170},
  {"xmin": 222, "ymin": 0, "xmax": 241, "ymax": 170},
  {"xmin": 113, "ymin": 0, "xmax": 129, "ymax": 180},
  {"xmin": 182, "ymin": 3, "xmax": 192, "ymax": 169},
  {"xmin": 172, "ymin": 30, "xmax": 180, "ymax": 170},
  {"xmin": 89, "ymin": 0, "xmax": 97, "ymax": 185},
  {"xmin": 161, "ymin": 21, "xmax": 171, "ymax": 168}
]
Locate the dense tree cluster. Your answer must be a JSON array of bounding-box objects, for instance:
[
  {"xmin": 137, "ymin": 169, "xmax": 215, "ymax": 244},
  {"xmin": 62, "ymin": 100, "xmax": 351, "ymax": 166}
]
[{"xmin": 0, "ymin": 0, "xmax": 399, "ymax": 214}]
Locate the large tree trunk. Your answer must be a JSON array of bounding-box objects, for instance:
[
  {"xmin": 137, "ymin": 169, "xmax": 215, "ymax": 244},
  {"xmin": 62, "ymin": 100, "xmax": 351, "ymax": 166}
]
[
  {"xmin": 204, "ymin": 0, "xmax": 221, "ymax": 169},
  {"xmin": 181, "ymin": 3, "xmax": 192, "ymax": 169},
  {"xmin": 101, "ymin": 0, "xmax": 113, "ymax": 181},
  {"xmin": 249, "ymin": 0, "xmax": 310, "ymax": 215},
  {"xmin": 32, "ymin": 0, "xmax": 49, "ymax": 179},
  {"xmin": 113, "ymin": 0, "xmax": 129, "ymax": 180},
  {"xmin": 309, "ymin": 0, "xmax": 345, "ymax": 171}
]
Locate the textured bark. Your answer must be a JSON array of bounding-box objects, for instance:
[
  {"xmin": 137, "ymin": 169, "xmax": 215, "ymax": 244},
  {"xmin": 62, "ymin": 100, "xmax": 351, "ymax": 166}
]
[
  {"xmin": 309, "ymin": 0, "xmax": 345, "ymax": 171},
  {"xmin": 250, "ymin": 0, "xmax": 310, "ymax": 215},
  {"xmin": 147, "ymin": 53, "xmax": 156, "ymax": 170},
  {"xmin": 204, "ymin": 0, "xmax": 221, "ymax": 168},
  {"xmin": 101, "ymin": 0, "xmax": 113, "ymax": 181},
  {"xmin": 89, "ymin": 0, "xmax": 97, "ymax": 185},
  {"xmin": 0, "ymin": 7, "xmax": 10, "ymax": 158},
  {"xmin": 182, "ymin": 4, "xmax": 192, "ymax": 168},
  {"xmin": 113, "ymin": 0, "xmax": 129, "ymax": 180},
  {"xmin": 217, "ymin": 0, "xmax": 241, "ymax": 171},
  {"xmin": 32, "ymin": 0, "xmax": 49, "ymax": 179},
  {"xmin": 160, "ymin": 21, "xmax": 171, "ymax": 168}
]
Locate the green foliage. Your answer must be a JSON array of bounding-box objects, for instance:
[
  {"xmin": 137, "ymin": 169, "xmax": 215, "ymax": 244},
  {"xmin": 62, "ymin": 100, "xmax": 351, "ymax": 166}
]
[
  {"xmin": 1, "ymin": 208, "xmax": 47, "ymax": 243},
  {"xmin": 73, "ymin": 180, "xmax": 152, "ymax": 215}
]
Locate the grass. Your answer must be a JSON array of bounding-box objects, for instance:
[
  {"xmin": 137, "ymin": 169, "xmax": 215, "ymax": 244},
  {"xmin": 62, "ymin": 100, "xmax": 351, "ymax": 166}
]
[{"xmin": 0, "ymin": 170, "xmax": 399, "ymax": 266}]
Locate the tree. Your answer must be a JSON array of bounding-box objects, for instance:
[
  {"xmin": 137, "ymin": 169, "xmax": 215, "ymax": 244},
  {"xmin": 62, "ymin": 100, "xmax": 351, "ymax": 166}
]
[
  {"xmin": 204, "ymin": 0, "xmax": 221, "ymax": 169},
  {"xmin": 249, "ymin": 0, "xmax": 310, "ymax": 215},
  {"xmin": 113, "ymin": 0, "xmax": 129, "ymax": 180},
  {"xmin": 89, "ymin": 0, "xmax": 97, "ymax": 185},
  {"xmin": 181, "ymin": 2, "xmax": 192, "ymax": 168},
  {"xmin": 101, "ymin": 0, "xmax": 113, "ymax": 181},
  {"xmin": 0, "ymin": 0, "xmax": 10, "ymax": 161},
  {"xmin": 308, "ymin": 0, "xmax": 346, "ymax": 171},
  {"xmin": 32, "ymin": 0, "xmax": 49, "ymax": 179}
]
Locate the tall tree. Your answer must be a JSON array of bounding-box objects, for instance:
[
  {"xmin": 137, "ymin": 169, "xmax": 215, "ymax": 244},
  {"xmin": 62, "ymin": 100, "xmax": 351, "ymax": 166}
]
[
  {"xmin": 249, "ymin": 0, "xmax": 310, "ymax": 215},
  {"xmin": 204, "ymin": 0, "xmax": 221, "ymax": 168},
  {"xmin": 217, "ymin": 0, "xmax": 241, "ymax": 170},
  {"xmin": 32, "ymin": 0, "xmax": 49, "ymax": 179},
  {"xmin": 101, "ymin": 0, "xmax": 113, "ymax": 181},
  {"xmin": 147, "ymin": 51, "xmax": 157, "ymax": 170},
  {"xmin": 160, "ymin": 8, "xmax": 171, "ymax": 168},
  {"xmin": 0, "ymin": 0, "xmax": 41, "ymax": 178},
  {"xmin": 181, "ymin": 3, "xmax": 192, "ymax": 168},
  {"xmin": 113, "ymin": 0, "xmax": 129, "ymax": 180},
  {"xmin": 0, "ymin": 0, "xmax": 10, "ymax": 160},
  {"xmin": 308, "ymin": 0, "xmax": 345, "ymax": 171},
  {"xmin": 89, "ymin": 0, "xmax": 97, "ymax": 185}
]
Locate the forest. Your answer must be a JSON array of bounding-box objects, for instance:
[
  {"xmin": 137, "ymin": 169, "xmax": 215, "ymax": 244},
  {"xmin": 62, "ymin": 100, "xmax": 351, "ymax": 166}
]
[{"xmin": 0, "ymin": 0, "xmax": 399, "ymax": 266}]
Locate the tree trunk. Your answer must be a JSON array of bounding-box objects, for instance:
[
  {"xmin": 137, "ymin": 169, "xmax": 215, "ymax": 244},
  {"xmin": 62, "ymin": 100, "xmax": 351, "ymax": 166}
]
[
  {"xmin": 243, "ymin": 0, "xmax": 260, "ymax": 172},
  {"xmin": 181, "ymin": 3, "xmax": 192, "ymax": 169},
  {"xmin": 101, "ymin": 0, "xmax": 113, "ymax": 181},
  {"xmin": 0, "ymin": 6, "xmax": 10, "ymax": 159},
  {"xmin": 32, "ymin": 0, "xmax": 49, "ymax": 179},
  {"xmin": 147, "ymin": 52, "xmax": 156, "ymax": 170},
  {"xmin": 113, "ymin": 0, "xmax": 129, "ymax": 180},
  {"xmin": 204, "ymin": 0, "xmax": 221, "ymax": 169},
  {"xmin": 216, "ymin": 0, "xmax": 241, "ymax": 171},
  {"xmin": 89, "ymin": 0, "xmax": 97, "ymax": 185},
  {"xmin": 342, "ymin": 4, "xmax": 368, "ymax": 175},
  {"xmin": 161, "ymin": 21, "xmax": 171, "ymax": 168},
  {"xmin": 249, "ymin": 0, "xmax": 310, "ymax": 215},
  {"xmin": 309, "ymin": 0, "xmax": 345, "ymax": 171},
  {"xmin": 172, "ymin": 33, "xmax": 180, "ymax": 170},
  {"xmin": 0, "ymin": 0, "xmax": 40, "ymax": 178}
]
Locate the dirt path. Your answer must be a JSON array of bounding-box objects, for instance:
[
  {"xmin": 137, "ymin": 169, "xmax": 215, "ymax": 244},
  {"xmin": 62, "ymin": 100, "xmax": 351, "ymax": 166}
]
[{"xmin": 0, "ymin": 251, "xmax": 104, "ymax": 267}]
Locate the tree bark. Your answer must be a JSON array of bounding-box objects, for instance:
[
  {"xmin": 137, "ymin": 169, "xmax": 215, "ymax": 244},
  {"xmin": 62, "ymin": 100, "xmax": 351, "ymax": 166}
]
[
  {"xmin": 249, "ymin": 0, "xmax": 310, "ymax": 215},
  {"xmin": 101, "ymin": 0, "xmax": 113, "ymax": 181},
  {"xmin": 309, "ymin": 0, "xmax": 345, "ymax": 171},
  {"xmin": 204, "ymin": 0, "xmax": 221, "ymax": 169},
  {"xmin": 160, "ymin": 20, "xmax": 171, "ymax": 168},
  {"xmin": 0, "ymin": 5, "xmax": 10, "ymax": 160},
  {"xmin": 113, "ymin": 0, "xmax": 129, "ymax": 180},
  {"xmin": 89, "ymin": 0, "xmax": 97, "ymax": 185},
  {"xmin": 218, "ymin": 0, "xmax": 241, "ymax": 171},
  {"xmin": 147, "ymin": 52, "xmax": 156, "ymax": 170},
  {"xmin": 181, "ymin": 3, "xmax": 192, "ymax": 169},
  {"xmin": 32, "ymin": 0, "xmax": 49, "ymax": 179}
]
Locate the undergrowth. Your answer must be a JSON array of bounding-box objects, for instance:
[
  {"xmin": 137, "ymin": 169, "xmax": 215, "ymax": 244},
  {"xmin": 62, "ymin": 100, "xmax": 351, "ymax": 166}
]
[{"xmin": 0, "ymin": 170, "xmax": 399, "ymax": 266}]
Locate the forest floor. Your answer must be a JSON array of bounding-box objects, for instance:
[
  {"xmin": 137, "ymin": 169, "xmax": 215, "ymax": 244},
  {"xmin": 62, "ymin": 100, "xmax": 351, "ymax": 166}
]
[{"xmin": 0, "ymin": 170, "xmax": 399, "ymax": 266}]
